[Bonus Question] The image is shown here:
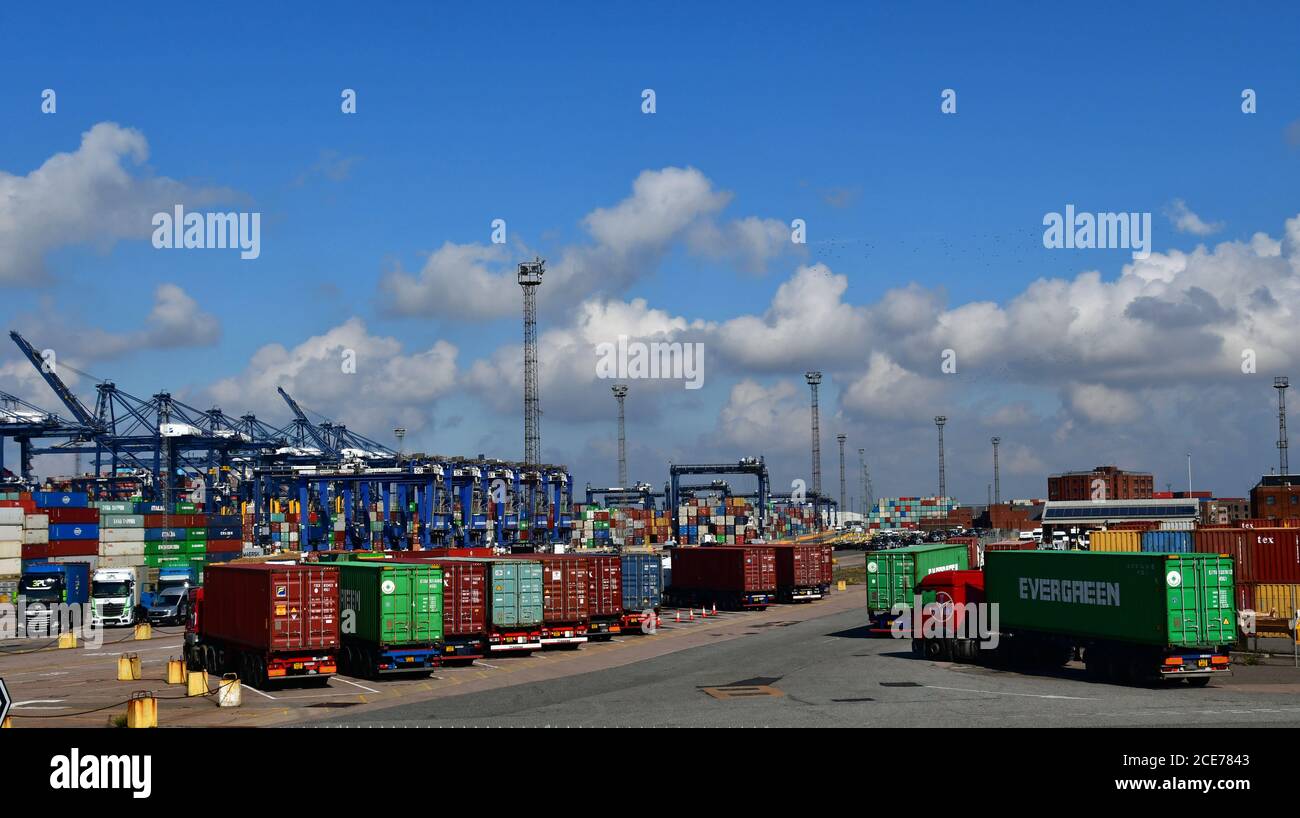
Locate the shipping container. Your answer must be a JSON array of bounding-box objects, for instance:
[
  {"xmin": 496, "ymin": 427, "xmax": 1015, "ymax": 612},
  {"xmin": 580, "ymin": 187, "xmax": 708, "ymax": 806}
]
[
  {"xmin": 1090, "ymin": 530, "xmax": 1140, "ymax": 553},
  {"xmin": 1140, "ymin": 530, "xmax": 1193, "ymax": 553},
  {"xmin": 436, "ymin": 557, "xmax": 543, "ymax": 653},
  {"xmin": 665, "ymin": 545, "xmax": 776, "ymax": 610},
  {"xmin": 973, "ymin": 550, "xmax": 1234, "ymax": 684},
  {"xmin": 336, "ymin": 562, "xmax": 443, "ymax": 677},
  {"xmin": 565, "ymin": 553, "xmax": 623, "ymax": 639},
  {"xmin": 1240, "ymin": 529, "xmax": 1300, "ymax": 583},
  {"xmin": 620, "ymin": 553, "xmax": 664, "ymax": 633},
  {"xmin": 532, "ymin": 554, "xmax": 590, "ymax": 647},
  {"xmin": 19, "ymin": 561, "xmax": 90, "ymax": 634},
  {"xmin": 186, "ymin": 563, "xmax": 339, "ymax": 686},
  {"xmin": 863, "ymin": 543, "xmax": 969, "ymax": 629},
  {"xmin": 772, "ymin": 543, "xmax": 833, "ymax": 601},
  {"xmin": 383, "ymin": 553, "xmax": 488, "ymax": 664}
]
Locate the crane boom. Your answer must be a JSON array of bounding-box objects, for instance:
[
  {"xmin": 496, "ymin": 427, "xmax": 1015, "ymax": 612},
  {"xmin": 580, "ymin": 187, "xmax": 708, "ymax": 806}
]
[{"xmin": 9, "ymin": 331, "xmax": 100, "ymax": 428}]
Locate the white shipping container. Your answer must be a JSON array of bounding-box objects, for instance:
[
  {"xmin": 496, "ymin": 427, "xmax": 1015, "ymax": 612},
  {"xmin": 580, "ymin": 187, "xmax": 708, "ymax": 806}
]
[
  {"xmin": 100, "ymin": 528, "xmax": 146, "ymax": 543},
  {"xmin": 24, "ymin": 514, "xmax": 49, "ymax": 530},
  {"xmin": 97, "ymin": 554, "xmax": 147, "ymax": 569},
  {"xmin": 0, "ymin": 525, "xmax": 22, "ymax": 542},
  {"xmin": 0, "ymin": 508, "xmax": 24, "ymax": 525},
  {"xmin": 0, "ymin": 541, "xmax": 20, "ymax": 559},
  {"xmin": 22, "ymin": 529, "xmax": 48, "ymax": 545},
  {"xmin": 0, "ymin": 557, "xmax": 20, "ymax": 577},
  {"xmin": 99, "ymin": 541, "xmax": 146, "ymax": 557}
]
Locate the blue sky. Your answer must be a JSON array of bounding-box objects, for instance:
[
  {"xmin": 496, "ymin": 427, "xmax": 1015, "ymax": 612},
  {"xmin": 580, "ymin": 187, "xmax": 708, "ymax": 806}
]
[{"xmin": 2, "ymin": 2, "xmax": 1299, "ymax": 505}]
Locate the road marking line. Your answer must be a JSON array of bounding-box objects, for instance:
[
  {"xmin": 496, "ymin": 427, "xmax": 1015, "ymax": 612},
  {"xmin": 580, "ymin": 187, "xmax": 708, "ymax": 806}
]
[
  {"xmin": 477, "ymin": 662, "xmax": 501, "ymax": 669},
  {"xmin": 242, "ymin": 685, "xmax": 276, "ymax": 700},
  {"xmin": 13, "ymin": 699, "xmax": 64, "ymax": 706},
  {"xmin": 334, "ymin": 677, "xmax": 380, "ymax": 694},
  {"xmin": 925, "ymin": 685, "xmax": 1097, "ymax": 701}
]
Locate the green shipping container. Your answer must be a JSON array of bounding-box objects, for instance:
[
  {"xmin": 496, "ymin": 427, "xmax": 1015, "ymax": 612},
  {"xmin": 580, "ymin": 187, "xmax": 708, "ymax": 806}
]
[
  {"xmin": 865, "ymin": 543, "xmax": 970, "ymax": 611},
  {"xmin": 186, "ymin": 528, "xmax": 207, "ymax": 540},
  {"xmin": 174, "ymin": 503, "xmax": 197, "ymax": 513},
  {"xmin": 337, "ymin": 562, "xmax": 444, "ymax": 645},
  {"xmin": 983, "ymin": 551, "xmax": 1235, "ymax": 648},
  {"xmin": 145, "ymin": 541, "xmax": 185, "ymax": 555},
  {"xmin": 185, "ymin": 540, "xmax": 208, "ymax": 554},
  {"xmin": 144, "ymin": 554, "xmax": 189, "ymax": 568}
]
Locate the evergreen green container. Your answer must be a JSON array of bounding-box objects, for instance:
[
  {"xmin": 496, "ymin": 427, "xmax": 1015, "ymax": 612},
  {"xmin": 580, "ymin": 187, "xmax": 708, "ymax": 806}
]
[
  {"xmin": 337, "ymin": 562, "xmax": 443, "ymax": 645},
  {"xmin": 864, "ymin": 543, "xmax": 969, "ymax": 611},
  {"xmin": 984, "ymin": 551, "xmax": 1235, "ymax": 648}
]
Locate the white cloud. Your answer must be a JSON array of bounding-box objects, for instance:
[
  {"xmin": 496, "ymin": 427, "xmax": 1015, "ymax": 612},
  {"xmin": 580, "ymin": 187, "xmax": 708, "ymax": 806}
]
[
  {"xmin": 1166, "ymin": 199, "xmax": 1223, "ymax": 236},
  {"xmin": 0, "ymin": 122, "xmax": 234, "ymax": 284}
]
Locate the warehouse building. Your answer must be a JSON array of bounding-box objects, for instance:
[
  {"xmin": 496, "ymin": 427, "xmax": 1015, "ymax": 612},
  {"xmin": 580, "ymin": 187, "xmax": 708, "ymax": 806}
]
[
  {"xmin": 1040, "ymin": 497, "xmax": 1200, "ymax": 529},
  {"xmin": 1250, "ymin": 475, "xmax": 1300, "ymax": 520}
]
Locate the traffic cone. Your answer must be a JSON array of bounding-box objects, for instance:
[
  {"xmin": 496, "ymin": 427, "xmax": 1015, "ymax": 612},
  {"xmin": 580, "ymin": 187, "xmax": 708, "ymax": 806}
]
[
  {"xmin": 675, "ymin": 610, "xmax": 681, "ymax": 623},
  {"xmin": 689, "ymin": 609, "xmax": 695, "ymax": 621},
  {"xmin": 711, "ymin": 603, "xmax": 717, "ymax": 616}
]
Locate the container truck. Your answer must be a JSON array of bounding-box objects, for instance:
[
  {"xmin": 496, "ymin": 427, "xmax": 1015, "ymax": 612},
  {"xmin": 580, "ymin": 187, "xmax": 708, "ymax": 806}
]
[
  {"xmin": 915, "ymin": 551, "xmax": 1235, "ymax": 685},
  {"xmin": 185, "ymin": 563, "xmax": 339, "ymax": 687},
  {"xmin": 438, "ymin": 556, "xmax": 543, "ymax": 654},
  {"xmin": 665, "ymin": 546, "xmax": 776, "ymax": 610},
  {"xmin": 336, "ymin": 561, "xmax": 443, "ymax": 677},
  {"xmin": 533, "ymin": 554, "xmax": 591, "ymax": 648},
  {"xmin": 91, "ymin": 566, "xmax": 139, "ymax": 627},
  {"xmin": 864, "ymin": 542, "xmax": 969, "ymax": 633},
  {"xmin": 620, "ymin": 552, "xmax": 663, "ymax": 633},
  {"xmin": 140, "ymin": 563, "xmax": 200, "ymax": 609},
  {"xmin": 19, "ymin": 561, "xmax": 91, "ymax": 634},
  {"xmin": 773, "ymin": 543, "xmax": 833, "ymax": 602}
]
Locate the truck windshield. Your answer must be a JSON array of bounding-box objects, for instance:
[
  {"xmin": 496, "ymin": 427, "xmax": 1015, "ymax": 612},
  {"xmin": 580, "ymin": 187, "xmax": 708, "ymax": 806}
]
[
  {"xmin": 93, "ymin": 581, "xmax": 132, "ymax": 597},
  {"xmin": 19, "ymin": 576, "xmax": 63, "ymax": 602},
  {"xmin": 154, "ymin": 589, "xmax": 185, "ymax": 607}
]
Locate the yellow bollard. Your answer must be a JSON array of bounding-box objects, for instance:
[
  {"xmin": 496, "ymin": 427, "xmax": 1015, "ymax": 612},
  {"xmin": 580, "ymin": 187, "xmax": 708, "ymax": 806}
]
[
  {"xmin": 2, "ymin": 716, "xmax": 12, "ymax": 728},
  {"xmin": 837, "ymin": 580, "xmax": 847, "ymax": 592},
  {"xmin": 125, "ymin": 692, "xmax": 157, "ymax": 728},
  {"xmin": 130, "ymin": 654, "xmax": 142, "ymax": 679},
  {"xmin": 133, "ymin": 622, "xmax": 152, "ymax": 640},
  {"xmin": 117, "ymin": 655, "xmax": 133, "ymax": 681},
  {"xmin": 166, "ymin": 658, "xmax": 186, "ymax": 685},
  {"xmin": 57, "ymin": 631, "xmax": 77, "ymax": 649},
  {"xmin": 187, "ymin": 669, "xmax": 208, "ymax": 697}
]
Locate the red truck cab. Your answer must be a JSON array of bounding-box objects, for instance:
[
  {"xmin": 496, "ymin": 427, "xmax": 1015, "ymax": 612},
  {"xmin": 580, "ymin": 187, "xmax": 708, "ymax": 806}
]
[{"xmin": 912, "ymin": 569, "xmax": 986, "ymax": 661}]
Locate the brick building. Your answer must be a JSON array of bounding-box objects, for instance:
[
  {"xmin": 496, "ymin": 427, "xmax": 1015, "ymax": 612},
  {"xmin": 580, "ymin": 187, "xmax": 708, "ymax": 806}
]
[
  {"xmin": 1250, "ymin": 476, "xmax": 1300, "ymax": 520},
  {"xmin": 1047, "ymin": 465, "xmax": 1153, "ymax": 502}
]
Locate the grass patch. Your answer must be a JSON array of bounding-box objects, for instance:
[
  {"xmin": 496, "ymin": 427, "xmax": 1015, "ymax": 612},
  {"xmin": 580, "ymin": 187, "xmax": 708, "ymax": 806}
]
[{"xmin": 835, "ymin": 564, "xmax": 866, "ymax": 586}]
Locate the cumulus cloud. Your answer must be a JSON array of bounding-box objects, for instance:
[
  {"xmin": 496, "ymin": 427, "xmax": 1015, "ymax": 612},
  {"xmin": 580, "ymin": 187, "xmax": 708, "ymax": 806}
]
[
  {"xmin": 378, "ymin": 166, "xmax": 799, "ymax": 320},
  {"xmin": 206, "ymin": 318, "xmax": 458, "ymax": 435},
  {"xmin": 0, "ymin": 122, "xmax": 234, "ymax": 284},
  {"xmin": 1166, "ymin": 199, "xmax": 1224, "ymax": 236},
  {"xmin": 713, "ymin": 379, "xmax": 807, "ymax": 453}
]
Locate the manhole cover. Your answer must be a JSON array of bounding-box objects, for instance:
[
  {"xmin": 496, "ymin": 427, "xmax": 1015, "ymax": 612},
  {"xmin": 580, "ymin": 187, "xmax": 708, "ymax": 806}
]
[{"xmin": 699, "ymin": 685, "xmax": 784, "ymax": 700}]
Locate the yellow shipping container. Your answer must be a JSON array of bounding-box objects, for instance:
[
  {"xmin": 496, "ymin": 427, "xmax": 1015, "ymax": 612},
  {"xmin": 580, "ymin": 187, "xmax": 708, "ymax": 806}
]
[
  {"xmin": 1244, "ymin": 584, "xmax": 1300, "ymax": 638},
  {"xmin": 1090, "ymin": 530, "xmax": 1141, "ymax": 553}
]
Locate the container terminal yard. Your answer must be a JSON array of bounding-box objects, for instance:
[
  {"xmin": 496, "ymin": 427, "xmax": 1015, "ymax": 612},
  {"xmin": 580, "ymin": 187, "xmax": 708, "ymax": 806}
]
[{"xmin": 6, "ymin": 16, "xmax": 1300, "ymax": 807}]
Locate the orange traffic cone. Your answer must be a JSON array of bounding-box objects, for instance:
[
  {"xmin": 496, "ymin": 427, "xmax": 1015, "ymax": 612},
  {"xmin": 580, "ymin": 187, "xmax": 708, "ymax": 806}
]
[
  {"xmin": 675, "ymin": 610, "xmax": 682, "ymax": 623},
  {"xmin": 689, "ymin": 609, "xmax": 695, "ymax": 621},
  {"xmin": 711, "ymin": 603, "xmax": 718, "ymax": 615}
]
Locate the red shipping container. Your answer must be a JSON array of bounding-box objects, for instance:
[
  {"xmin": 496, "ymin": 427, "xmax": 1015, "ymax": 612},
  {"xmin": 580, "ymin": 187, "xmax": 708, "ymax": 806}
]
[
  {"xmin": 21, "ymin": 543, "xmax": 50, "ymax": 560},
  {"xmin": 1237, "ymin": 519, "xmax": 1273, "ymax": 529},
  {"xmin": 945, "ymin": 536, "xmax": 980, "ymax": 567},
  {"xmin": 206, "ymin": 539, "xmax": 242, "ymax": 553},
  {"xmin": 46, "ymin": 507, "xmax": 99, "ymax": 524},
  {"xmin": 532, "ymin": 554, "xmax": 590, "ymax": 625},
  {"xmin": 772, "ymin": 543, "xmax": 833, "ymax": 591},
  {"xmin": 1242, "ymin": 529, "xmax": 1300, "ymax": 583},
  {"xmin": 391, "ymin": 553, "xmax": 488, "ymax": 638},
  {"xmin": 47, "ymin": 540, "xmax": 97, "ymax": 557},
  {"xmin": 984, "ymin": 540, "xmax": 1037, "ymax": 552},
  {"xmin": 577, "ymin": 554, "xmax": 623, "ymax": 619},
  {"xmin": 669, "ymin": 546, "xmax": 777, "ymax": 595},
  {"xmin": 201, "ymin": 564, "xmax": 339, "ymax": 652},
  {"xmin": 1193, "ymin": 528, "xmax": 1245, "ymax": 557}
]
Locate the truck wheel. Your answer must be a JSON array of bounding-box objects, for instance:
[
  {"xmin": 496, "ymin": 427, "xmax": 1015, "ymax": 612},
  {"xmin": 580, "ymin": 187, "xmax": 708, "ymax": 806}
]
[{"xmin": 924, "ymin": 639, "xmax": 944, "ymax": 660}]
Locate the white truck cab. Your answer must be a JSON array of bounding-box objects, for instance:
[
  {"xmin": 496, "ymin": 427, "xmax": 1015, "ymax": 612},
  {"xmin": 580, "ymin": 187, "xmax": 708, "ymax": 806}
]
[{"xmin": 91, "ymin": 567, "xmax": 139, "ymax": 627}]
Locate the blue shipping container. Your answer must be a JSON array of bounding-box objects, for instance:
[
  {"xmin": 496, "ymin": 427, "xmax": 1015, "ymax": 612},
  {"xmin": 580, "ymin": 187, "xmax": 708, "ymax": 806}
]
[
  {"xmin": 134, "ymin": 502, "xmax": 168, "ymax": 514},
  {"xmin": 49, "ymin": 523, "xmax": 98, "ymax": 540},
  {"xmin": 207, "ymin": 514, "xmax": 241, "ymax": 527},
  {"xmin": 20, "ymin": 561, "xmax": 91, "ymax": 605},
  {"xmin": 34, "ymin": 491, "xmax": 89, "ymax": 509},
  {"xmin": 207, "ymin": 526, "xmax": 239, "ymax": 540},
  {"xmin": 1140, "ymin": 530, "xmax": 1194, "ymax": 553},
  {"xmin": 621, "ymin": 553, "xmax": 663, "ymax": 612},
  {"xmin": 144, "ymin": 527, "xmax": 185, "ymax": 541}
]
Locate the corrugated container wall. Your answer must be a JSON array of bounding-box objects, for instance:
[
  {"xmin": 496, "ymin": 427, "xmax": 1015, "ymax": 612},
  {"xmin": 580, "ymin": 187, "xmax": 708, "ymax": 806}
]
[
  {"xmin": 336, "ymin": 562, "xmax": 442, "ymax": 646},
  {"xmin": 668, "ymin": 546, "xmax": 777, "ymax": 593},
  {"xmin": 621, "ymin": 553, "xmax": 663, "ymax": 611},
  {"xmin": 533, "ymin": 555, "xmax": 590, "ymax": 624},
  {"xmin": 202, "ymin": 564, "xmax": 339, "ymax": 652},
  {"xmin": 1090, "ymin": 530, "xmax": 1140, "ymax": 553},
  {"xmin": 1140, "ymin": 530, "xmax": 1193, "ymax": 553}
]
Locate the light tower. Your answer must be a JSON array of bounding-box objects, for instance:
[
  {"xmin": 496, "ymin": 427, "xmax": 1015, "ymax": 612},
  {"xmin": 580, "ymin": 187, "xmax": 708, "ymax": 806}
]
[
  {"xmin": 858, "ymin": 447, "xmax": 873, "ymax": 514},
  {"xmin": 805, "ymin": 372, "xmax": 823, "ymax": 500},
  {"xmin": 837, "ymin": 433, "xmax": 847, "ymax": 527},
  {"xmin": 991, "ymin": 436, "xmax": 1001, "ymax": 505},
  {"xmin": 394, "ymin": 427, "xmax": 406, "ymax": 457},
  {"xmin": 1276, "ymin": 377, "xmax": 1289, "ymax": 477},
  {"xmin": 518, "ymin": 257, "xmax": 545, "ymax": 465},
  {"xmin": 935, "ymin": 416, "xmax": 948, "ymax": 499},
  {"xmin": 612, "ymin": 384, "xmax": 628, "ymax": 487}
]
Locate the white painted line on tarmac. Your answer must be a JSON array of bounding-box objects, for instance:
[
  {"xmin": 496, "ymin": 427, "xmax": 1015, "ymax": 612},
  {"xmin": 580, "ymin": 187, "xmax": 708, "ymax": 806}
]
[
  {"xmin": 925, "ymin": 685, "xmax": 1097, "ymax": 701},
  {"xmin": 242, "ymin": 685, "xmax": 276, "ymax": 700},
  {"xmin": 334, "ymin": 677, "xmax": 380, "ymax": 694},
  {"xmin": 476, "ymin": 662, "xmax": 501, "ymax": 669},
  {"xmin": 13, "ymin": 699, "xmax": 64, "ymax": 707}
]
